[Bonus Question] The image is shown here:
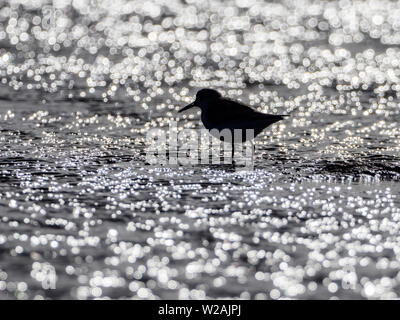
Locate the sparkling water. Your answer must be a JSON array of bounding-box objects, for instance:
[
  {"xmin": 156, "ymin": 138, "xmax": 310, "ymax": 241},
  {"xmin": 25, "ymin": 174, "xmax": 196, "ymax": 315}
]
[{"xmin": 0, "ymin": 0, "xmax": 400, "ymax": 299}]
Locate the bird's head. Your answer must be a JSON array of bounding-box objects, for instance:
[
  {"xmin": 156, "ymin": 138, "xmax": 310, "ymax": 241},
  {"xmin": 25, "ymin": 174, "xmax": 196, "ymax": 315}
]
[{"xmin": 179, "ymin": 89, "xmax": 221, "ymax": 112}]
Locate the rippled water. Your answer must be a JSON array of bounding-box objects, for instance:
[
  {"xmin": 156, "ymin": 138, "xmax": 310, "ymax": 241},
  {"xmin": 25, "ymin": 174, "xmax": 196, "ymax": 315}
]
[{"xmin": 1, "ymin": 0, "xmax": 400, "ymax": 300}]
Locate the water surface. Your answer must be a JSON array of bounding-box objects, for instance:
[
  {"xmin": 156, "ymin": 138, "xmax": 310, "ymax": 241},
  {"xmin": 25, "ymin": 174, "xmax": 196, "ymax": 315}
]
[{"xmin": 0, "ymin": 0, "xmax": 400, "ymax": 299}]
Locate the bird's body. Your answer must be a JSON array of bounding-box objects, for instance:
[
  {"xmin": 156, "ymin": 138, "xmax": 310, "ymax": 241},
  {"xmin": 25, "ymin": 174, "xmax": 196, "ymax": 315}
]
[
  {"xmin": 200, "ymin": 97, "xmax": 286, "ymax": 142},
  {"xmin": 179, "ymin": 89, "xmax": 287, "ymax": 144}
]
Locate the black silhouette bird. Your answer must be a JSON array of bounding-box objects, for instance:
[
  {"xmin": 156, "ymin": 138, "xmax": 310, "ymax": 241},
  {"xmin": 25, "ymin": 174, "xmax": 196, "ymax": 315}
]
[{"xmin": 178, "ymin": 88, "xmax": 287, "ymax": 160}]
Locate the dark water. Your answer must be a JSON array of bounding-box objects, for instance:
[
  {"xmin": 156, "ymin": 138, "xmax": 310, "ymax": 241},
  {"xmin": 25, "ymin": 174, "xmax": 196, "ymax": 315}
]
[{"xmin": 1, "ymin": 0, "xmax": 400, "ymax": 299}]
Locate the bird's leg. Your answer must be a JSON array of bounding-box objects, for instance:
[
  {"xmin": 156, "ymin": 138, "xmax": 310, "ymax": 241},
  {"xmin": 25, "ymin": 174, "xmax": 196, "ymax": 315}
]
[
  {"xmin": 231, "ymin": 142, "xmax": 235, "ymax": 165},
  {"xmin": 250, "ymin": 140, "xmax": 254, "ymax": 164}
]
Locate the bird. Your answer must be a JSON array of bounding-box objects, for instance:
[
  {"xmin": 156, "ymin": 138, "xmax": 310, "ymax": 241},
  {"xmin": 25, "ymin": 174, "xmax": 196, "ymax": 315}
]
[{"xmin": 178, "ymin": 88, "xmax": 287, "ymax": 162}]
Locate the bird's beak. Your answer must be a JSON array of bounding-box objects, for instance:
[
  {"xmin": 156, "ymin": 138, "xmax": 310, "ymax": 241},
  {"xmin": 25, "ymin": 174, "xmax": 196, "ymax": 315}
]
[{"xmin": 178, "ymin": 102, "xmax": 195, "ymax": 113}]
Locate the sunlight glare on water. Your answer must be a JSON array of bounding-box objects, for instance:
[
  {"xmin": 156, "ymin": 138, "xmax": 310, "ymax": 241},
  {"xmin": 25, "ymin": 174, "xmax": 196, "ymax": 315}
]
[{"xmin": 0, "ymin": 0, "xmax": 400, "ymax": 299}]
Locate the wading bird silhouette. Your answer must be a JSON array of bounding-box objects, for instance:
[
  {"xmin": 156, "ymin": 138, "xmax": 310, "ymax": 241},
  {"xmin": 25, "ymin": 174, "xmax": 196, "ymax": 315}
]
[{"xmin": 179, "ymin": 89, "xmax": 288, "ymax": 162}]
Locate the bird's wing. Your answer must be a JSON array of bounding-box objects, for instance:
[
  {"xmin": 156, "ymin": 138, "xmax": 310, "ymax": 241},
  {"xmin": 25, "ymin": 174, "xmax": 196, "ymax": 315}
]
[{"xmin": 207, "ymin": 98, "xmax": 286, "ymax": 128}]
